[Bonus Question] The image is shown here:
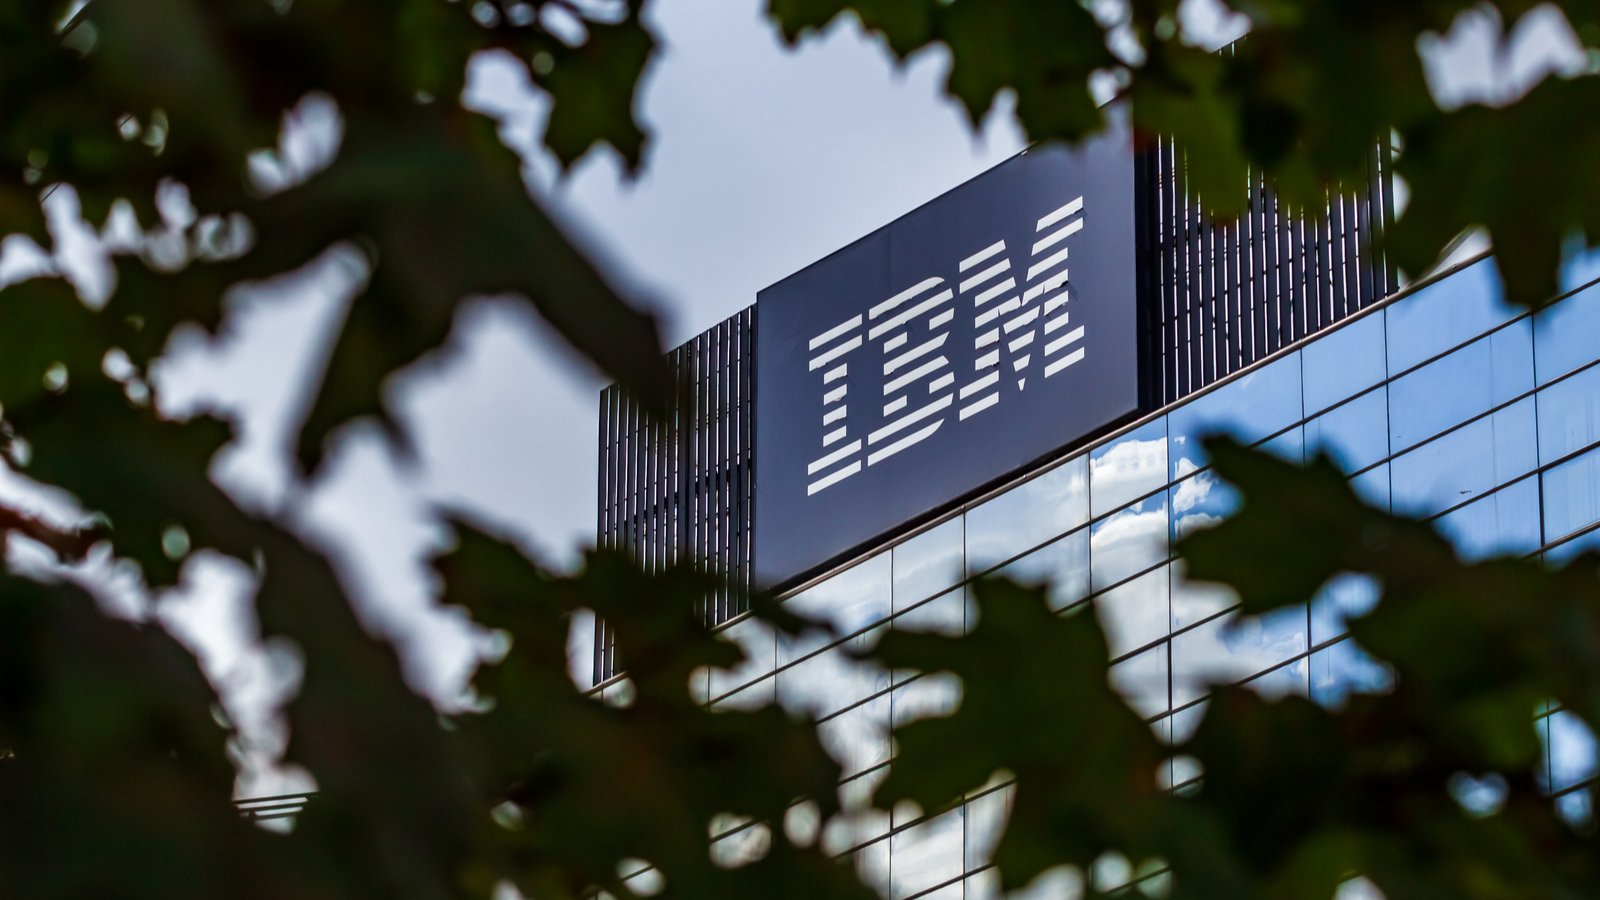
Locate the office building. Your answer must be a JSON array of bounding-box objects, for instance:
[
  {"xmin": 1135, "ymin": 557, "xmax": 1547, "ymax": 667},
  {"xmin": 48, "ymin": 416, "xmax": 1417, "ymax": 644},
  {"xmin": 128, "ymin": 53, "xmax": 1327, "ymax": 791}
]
[{"xmin": 593, "ymin": 123, "xmax": 1599, "ymax": 896}]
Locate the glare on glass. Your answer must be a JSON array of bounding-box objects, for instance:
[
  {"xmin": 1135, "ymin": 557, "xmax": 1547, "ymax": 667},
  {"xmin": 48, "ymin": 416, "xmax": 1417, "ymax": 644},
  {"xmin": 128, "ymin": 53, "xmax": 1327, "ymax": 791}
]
[
  {"xmin": 894, "ymin": 518, "xmax": 965, "ymax": 611},
  {"xmin": 1091, "ymin": 417, "xmax": 1168, "ymax": 518},
  {"xmin": 965, "ymin": 455, "xmax": 1089, "ymax": 574},
  {"xmin": 994, "ymin": 528, "xmax": 1090, "ymax": 612}
]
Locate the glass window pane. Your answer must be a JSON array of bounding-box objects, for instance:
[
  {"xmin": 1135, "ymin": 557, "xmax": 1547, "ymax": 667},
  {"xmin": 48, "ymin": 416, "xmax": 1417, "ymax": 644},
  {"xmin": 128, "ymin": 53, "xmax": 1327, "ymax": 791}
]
[
  {"xmin": 1303, "ymin": 310, "xmax": 1388, "ymax": 415},
  {"xmin": 965, "ymin": 785, "xmax": 1011, "ymax": 872},
  {"xmin": 1390, "ymin": 398, "xmax": 1537, "ymax": 517},
  {"xmin": 1547, "ymin": 525, "xmax": 1600, "ymax": 563},
  {"xmin": 783, "ymin": 552, "xmax": 892, "ymax": 662},
  {"xmin": 890, "ymin": 807, "xmax": 965, "ymax": 899},
  {"xmin": 1171, "ymin": 467, "xmax": 1241, "ymax": 542},
  {"xmin": 1547, "ymin": 710, "xmax": 1599, "ymax": 793},
  {"xmin": 856, "ymin": 839, "xmax": 891, "ymax": 896},
  {"xmin": 1561, "ymin": 246, "xmax": 1600, "ymax": 294},
  {"xmin": 1534, "ymin": 281, "xmax": 1600, "ymax": 384},
  {"xmin": 1096, "ymin": 565, "xmax": 1170, "ymax": 658},
  {"xmin": 1306, "ymin": 387, "xmax": 1389, "ymax": 473},
  {"xmin": 1260, "ymin": 424, "xmax": 1304, "ymax": 464},
  {"xmin": 1091, "ymin": 418, "xmax": 1168, "ymax": 518},
  {"xmin": 1091, "ymin": 493, "xmax": 1169, "ymax": 592},
  {"xmin": 994, "ymin": 527, "xmax": 1090, "ymax": 612},
  {"xmin": 966, "ymin": 870, "xmax": 1002, "ymax": 900},
  {"xmin": 965, "ymin": 455, "xmax": 1088, "ymax": 574},
  {"xmin": 779, "ymin": 640, "xmax": 889, "ymax": 718},
  {"xmin": 711, "ymin": 822, "xmax": 771, "ymax": 869},
  {"xmin": 710, "ymin": 675, "xmax": 775, "ymax": 711},
  {"xmin": 1434, "ymin": 476, "xmax": 1542, "ymax": 560},
  {"xmin": 1241, "ymin": 655, "xmax": 1309, "ymax": 700},
  {"xmin": 1386, "ymin": 258, "xmax": 1515, "ymax": 374},
  {"xmin": 891, "ymin": 674, "xmax": 961, "ymax": 729},
  {"xmin": 1168, "ymin": 352, "xmax": 1303, "ymax": 480},
  {"xmin": 710, "ymin": 614, "xmax": 777, "ymax": 702},
  {"xmin": 1542, "ymin": 445, "xmax": 1600, "ymax": 543},
  {"xmin": 895, "ymin": 518, "xmax": 964, "ymax": 610},
  {"xmin": 1310, "ymin": 573, "xmax": 1381, "ymax": 645},
  {"xmin": 1537, "ymin": 362, "xmax": 1600, "ymax": 464},
  {"xmin": 817, "ymin": 692, "xmax": 891, "ymax": 779},
  {"xmin": 1388, "ymin": 318, "xmax": 1533, "ymax": 452},
  {"xmin": 1109, "ymin": 643, "xmax": 1169, "ymax": 718},
  {"xmin": 1309, "ymin": 639, "xmax": 1395, "ymax": 709},
  {"xmin": 894, "ymin": 586, "xmax": 967, "ymax": 637},
  {"xmin": 1172, "ymin": 608, "xmax": 1307, "ymax": 707},
  {"xmin": 1171, "ymin": 559, "xmax": 1238, "ymax": 631},
  {"xmin": 1351, "ymin": 463, "xmax": 1391, "ymax": 511}
]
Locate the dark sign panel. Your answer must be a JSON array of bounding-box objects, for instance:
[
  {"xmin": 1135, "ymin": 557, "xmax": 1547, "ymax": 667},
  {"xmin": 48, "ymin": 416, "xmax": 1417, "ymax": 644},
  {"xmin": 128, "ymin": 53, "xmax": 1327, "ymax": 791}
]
[{"xmin": 754, "ymin": 117, "xmax": 1143, "ymax": 588}]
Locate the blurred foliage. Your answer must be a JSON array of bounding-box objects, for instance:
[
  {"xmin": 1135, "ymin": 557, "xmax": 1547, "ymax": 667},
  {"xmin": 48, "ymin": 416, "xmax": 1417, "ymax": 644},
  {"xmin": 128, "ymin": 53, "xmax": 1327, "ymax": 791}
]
[{"xmin": 0, "ymin": 1, "xmax": 1596, "ymax": 899}]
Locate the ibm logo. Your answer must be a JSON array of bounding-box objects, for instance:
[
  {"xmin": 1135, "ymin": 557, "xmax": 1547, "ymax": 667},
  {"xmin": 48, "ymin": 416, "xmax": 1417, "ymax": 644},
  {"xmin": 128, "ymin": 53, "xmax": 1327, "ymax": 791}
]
[{"xmin": 804, "ymin": 195, "xmax": 1089, "ymax": 495}]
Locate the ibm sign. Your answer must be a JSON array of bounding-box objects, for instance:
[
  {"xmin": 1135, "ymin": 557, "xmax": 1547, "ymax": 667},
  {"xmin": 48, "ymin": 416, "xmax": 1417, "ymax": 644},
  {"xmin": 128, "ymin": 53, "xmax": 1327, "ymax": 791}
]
[{"xmin": 755, "ymin": 119, "xmax": 1144, "ymax": 587}]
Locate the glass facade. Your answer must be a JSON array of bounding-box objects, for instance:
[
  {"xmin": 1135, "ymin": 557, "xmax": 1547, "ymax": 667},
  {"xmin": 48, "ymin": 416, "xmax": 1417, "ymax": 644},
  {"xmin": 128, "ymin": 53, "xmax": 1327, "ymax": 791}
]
[{"xmin": 629, "ymin": 255, "xmax": 1600, "ymax": 897}]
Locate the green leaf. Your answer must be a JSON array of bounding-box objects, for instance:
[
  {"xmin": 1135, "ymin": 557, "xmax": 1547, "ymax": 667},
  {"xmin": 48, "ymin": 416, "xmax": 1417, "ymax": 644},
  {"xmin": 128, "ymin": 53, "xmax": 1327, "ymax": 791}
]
[
  {"xmin": 540, "ymin": 14, "xmax": 656, "ymax": 171},
  {"xmin": 868, "ymin": 578, "xmax": 1169, "ymax": 889}
]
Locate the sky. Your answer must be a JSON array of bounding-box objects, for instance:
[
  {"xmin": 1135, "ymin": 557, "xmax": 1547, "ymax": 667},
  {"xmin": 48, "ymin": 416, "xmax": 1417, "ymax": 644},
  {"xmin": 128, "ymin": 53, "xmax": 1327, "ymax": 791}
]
[{"xmin": 5, "ymin": 1, "xmax": 1588, "ymax": 798}]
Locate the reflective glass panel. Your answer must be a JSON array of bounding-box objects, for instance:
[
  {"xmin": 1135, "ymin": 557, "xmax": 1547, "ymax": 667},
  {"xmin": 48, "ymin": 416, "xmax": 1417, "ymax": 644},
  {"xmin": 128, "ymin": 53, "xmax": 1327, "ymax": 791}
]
[
  {"xmin": 782, "ymin": 552, "xmax": 892, "ymax": 662},
  {"xmin": 1351, "ymin": 463, "xmax": 1391, "ymax": 511},
  {"xmin": 1386, "ymin": 258, "xmax": 1514, "ymax": 374},
  {"xmin": 1547, "ymin": 710, "xmax": 1599, "ymax": 793},
  {"xmin": 1170, "ymin": 467, "xmax": 1241, "ymax": 542},
  {"xmin": 894, "ymin": 518, "xmax": 964, "ymax": 610},
  {"xmin": 1434, "ymin": 476, "xmax": 1542, "ymax": 560},
  {"xmin": 710, "ymin": 821, "xmax": 771, "ymax": 869},
  {"xmin": 1390, "ymin": 398, "xmax": 1537, "ymax": 517},
  {"xmin": 1091, "ymin": 493, "xmax": 1169, "ymax": 592},
  {"xmin": 1241, "ymin": 655, "xmax": 1309, "ymax": 700},
  {"xmin": 1306, "ymin": 387, "xmax": 1389, "ymax": 473},
  {"xmin": 1310, "ymin": 639, "xmax": 1394, "ymax": 708},
  {"xmin": 1260, "ymin": 425, "xmax": 1305, "ymax": 464},
  {"xmin": 891, "ymin": 674, "xmax": 961, "ymax": 728},
  {"xmin": 1547, "ymin": 525, "xmax": 1600, "ymax": 563},
  {"xmin": 1534, "ymin": 281, "xmax": 1600, "ymax": 384},
  {"xmin": 778, "ymin": 641, "xmax": 888, "ymax": 719},
  {"xmin": 1309, "ymin": 572, "xmax": 1381, "ymax": 645},
  {"xmin": 1302, "ymin": 310, "xmax": 1387, "ymax": 415},
  {"xmin": 965, "ymin": 785, "xmax": 1011, "ymax": 872},
  {"xmin": 1168, "ymin": 352, "xmax": 1303, "ymax": 480},
  {"xmin": 1561, "ymin": 246, "xmax": 1600, "ymax": 294},
  {"xmin": 890, "ymin": 807, "xmax": 965, "ymax": 899},
  {"xmin": 1172, "ymin": 607, "xmax": 1307, "ymax": 707},
  {"xmin": 856, "ymin": 839, "xmax": 891, "ymax": 896},
  {"xmin": 995, "ymin": 528, "xmax": 1090, "ymax": 612},
  {"xmin": 1542, "ymin": 445, "xmax": 1600, "ymax": 543},
  {"xmin": 1171, "ymin": 560, "xmax": 1238, "ymax": 631},
  {"xmin": 817, "ymin": 692, "xmax": 891, "ymax": 778},
  {"xmin": 894, "ymin": 586, "xmax": 967, "ymax": 638},
  {"xmin": 1096, "ymin": 565, "xmax": 1170, "ymax": 658},
  {"xmin": 1388, "ymin": 318, "xmax": 1532, "ymax": 452},
  {"xmin": 710, "ymin": 675, "xmax": 775, "ymax": 711},
  {"xmin": 1109, "ymin": 643, "xmax": 1169, "ymax": 718},
  {"xmin": 1537, "ymin": 361, "xmax": 1600, "ymax": 463},
  {"xmin": 1091, "ymin": 417, "xmax": 1168, "ymax": 518},
  {"xmin": 709, "ymin": 614, "xmax": 778, "ymax": 703},
  {"xmin": 965, "ymin": 455, "xmax": 1088, "ymax": 573}
]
